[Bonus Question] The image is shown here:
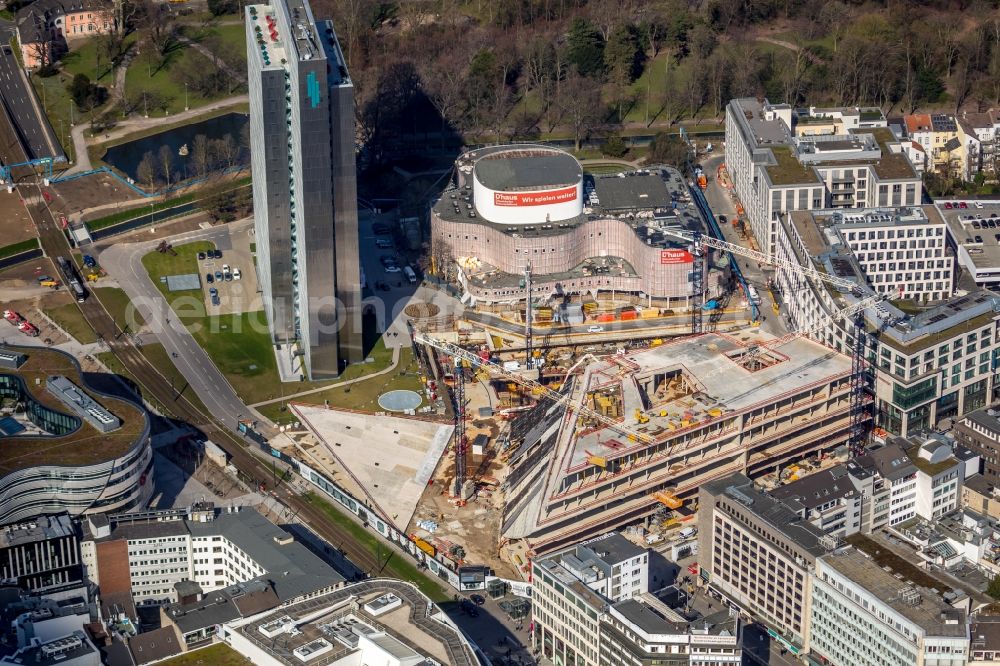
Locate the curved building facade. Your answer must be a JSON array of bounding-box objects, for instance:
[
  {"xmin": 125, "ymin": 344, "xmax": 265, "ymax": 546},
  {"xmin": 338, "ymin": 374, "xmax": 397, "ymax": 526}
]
[
  {"xmin": 0, "ymin": 346, "xmax": 153, "ymax": 525},
  {"xmin": 432, "ymin": 146, "xmax": 703, "ymax": 305}
]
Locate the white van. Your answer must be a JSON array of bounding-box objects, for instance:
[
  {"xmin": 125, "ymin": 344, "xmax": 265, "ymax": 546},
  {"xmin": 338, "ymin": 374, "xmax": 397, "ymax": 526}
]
[
  {"xmin": 403, "ymin": 266, "xmax": 417, "ymax": 284},
  {"xmin": 679, "ymin": 526, "xmax": 697, "ymax": 539}
]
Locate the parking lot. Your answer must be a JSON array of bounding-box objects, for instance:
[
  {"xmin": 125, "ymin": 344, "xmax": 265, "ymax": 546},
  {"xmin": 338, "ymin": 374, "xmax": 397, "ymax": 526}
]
[
  {"xmin": 358, "ymin": 210, "xmax": 423, "ymax": 333},
  {"xmin": 196, "ymin": 224, "xmax": 261, "ymax": 315}
]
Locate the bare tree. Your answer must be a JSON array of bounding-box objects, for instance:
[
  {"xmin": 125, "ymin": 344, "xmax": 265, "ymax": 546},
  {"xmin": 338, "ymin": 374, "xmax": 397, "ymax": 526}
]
[
  {"xmin": 417, "ymin": 54, "xmax": 469, "ymax": 143},
  {"xmin": 137, "ymin": 151, "xmax": 158, "ymax": 189},
  {"xmin": 560, "ymin": 68, "xmax": 604, "ymax": 150},
  {"xmin": 158, "ymin": 144, "xmax": 174, "ymax": 189},
  {"xmin": 191, "ymin": 134, "xmax": 210, "ymax": 178}
]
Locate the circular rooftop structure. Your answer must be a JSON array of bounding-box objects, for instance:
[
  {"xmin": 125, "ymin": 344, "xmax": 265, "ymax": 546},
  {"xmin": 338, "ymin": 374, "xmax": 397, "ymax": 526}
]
[
  {"xmin": 378, "ymin": 389, "xmax": 422, "ymax": 412},
  {"xmin": 467, "ymin": 145, "xmax": 584, "ymax": 225}
]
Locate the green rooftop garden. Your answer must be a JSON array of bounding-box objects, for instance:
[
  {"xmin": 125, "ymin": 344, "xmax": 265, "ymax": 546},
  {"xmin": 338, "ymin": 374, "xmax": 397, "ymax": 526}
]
[{"xmin": 766, "ymin": 145, "xmax": 820, "ymax": 186}]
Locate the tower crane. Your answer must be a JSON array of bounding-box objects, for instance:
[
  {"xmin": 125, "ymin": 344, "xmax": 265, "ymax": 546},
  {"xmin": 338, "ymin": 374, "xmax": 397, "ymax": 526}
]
[{"xmin": 664, "ymin": 228, "xmax": 880, "ymax": 453}]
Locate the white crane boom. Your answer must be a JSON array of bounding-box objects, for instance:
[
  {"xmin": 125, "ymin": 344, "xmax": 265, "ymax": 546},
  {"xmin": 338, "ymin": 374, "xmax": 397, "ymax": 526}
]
[
  {"xmin": 663, "ymin": 229, "xmax": 870, "ymax": 296},
  {"xmin": 412, "ymin": 332, "xmax": 655, "ymax": 445},
  {"xmin": 755, "ymin": 294, "xmax": 883, "ymax": 350}
]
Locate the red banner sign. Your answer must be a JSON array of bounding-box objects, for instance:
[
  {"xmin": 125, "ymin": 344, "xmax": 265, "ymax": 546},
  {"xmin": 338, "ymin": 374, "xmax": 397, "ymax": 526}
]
[
  {"xmin": 494, "ymin": 186, "xmax": 577, "ymax": 207},
  {"xmin": 660, "ymin": 249, "xmax": 694, "ymax": 264}
]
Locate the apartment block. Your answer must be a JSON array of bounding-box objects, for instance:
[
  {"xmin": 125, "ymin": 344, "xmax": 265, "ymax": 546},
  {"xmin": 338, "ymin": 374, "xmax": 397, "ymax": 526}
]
[
  {"xmin": 79, "ymin": 503, "xmax": 344, "ymax": 607},
  {"xmin": 957, "ymin": 111, "xmax": 1000, "ymax": 180},
  {"xmin": 0, "ymin": 515, "xmax": 82, "ymax": 593},
  {"xmin": 809, "ymin": 548, "xmax": 969, "ymax": 666},
  {"xmin": 769, "ymin": 465, "xmax": 869, "ymax": 539},
  {"xmin": 957, "ymin": 407, "xmax": 1000, "ymax": 484},
  {"xmin": 725, "ymin": 98, "xmax": 919, "ymax": 256},
  {"xmin": 906, "ymin": 114, "xmax": 963, "ymax": 176},
  {"xmin": 697, "ymin": 473, "xmax": 833, "ymax": 654},
  {"xmin": 531, "ymin": 532, "xmax": 740, "ymax": 666},
  {"xmin": 776, "ymin": 204, "xmax": 1000, "ymax": 435},
  {"xmin": 246, "ymin": 0, "xmax": 362, "ymax": 379}
]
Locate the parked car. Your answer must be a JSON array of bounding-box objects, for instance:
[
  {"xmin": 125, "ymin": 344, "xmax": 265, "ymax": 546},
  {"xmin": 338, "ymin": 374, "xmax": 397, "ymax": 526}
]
[
  {"xmin": 83, "ymin": 255, "xmax": 96, "ymax": 268},
  {"xmin": 375, "ymin": 239, "xmax": 394, "ymax": 249},
  {"xmin": 385, "ymin": 264, "xmax": 401, "ymax": 273},
  {"xmin": 198, "ymin": 251, "xmax": 206, "ymax": 260},
  {"xmin": 222, "ymin": 264, "xmax": 232, "ymax": 281},
  {"xmin": 470, "ymin": 594, "xmax": 485, "ymax": 606},
  {"xmin": 213, "ymin": 249, "xmax": 223, "ymax": 259},
  {"xmin": 587, "ymin": 325, "xmax": 604, "ymax": 333},
  {"xmin": 209, "ymin": 287, "xmax": 218, "ymax": 297},
  {"xmin": 944, "ymin": 202, "xmax": 953, "ymax": 209},
  {"xmin": 460, "ymin": 600, "xmax": 479, "ymax": 617},
  {"xmin": 977, "ymin": 201, "xmax": 985, "ymax": 209},
  {"xmin": 960, "ymin": 202, "xmax": 969, "ymax": 209},
  {"xmin": 233, "ymin": 267, "xmax": 242, "ymax": 280},
  {"xmin": 215, "ymin": 271, "xmax": 223, "ymax": 281},
  {"xmin": 206, "ymin": 273, "xmax": 214, "ymax": 284}
]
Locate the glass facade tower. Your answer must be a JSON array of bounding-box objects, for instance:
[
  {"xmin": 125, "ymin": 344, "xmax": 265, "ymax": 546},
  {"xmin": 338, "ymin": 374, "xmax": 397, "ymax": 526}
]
[{"xmin": 245, "ymin": 0, "xmax": 362, "ymax": 379}]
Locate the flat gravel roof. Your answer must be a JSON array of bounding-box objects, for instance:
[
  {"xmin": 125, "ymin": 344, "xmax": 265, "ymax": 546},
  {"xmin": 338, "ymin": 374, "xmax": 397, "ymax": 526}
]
[{"xmin": 474, "ymin": 150, "xmax": 582, "ymax": 191}]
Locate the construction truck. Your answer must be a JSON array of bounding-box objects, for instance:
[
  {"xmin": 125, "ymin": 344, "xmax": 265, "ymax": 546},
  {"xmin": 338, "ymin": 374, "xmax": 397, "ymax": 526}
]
[{"xmin": 3, "ymin": 309, "xmax": 25, "ymax": 325}]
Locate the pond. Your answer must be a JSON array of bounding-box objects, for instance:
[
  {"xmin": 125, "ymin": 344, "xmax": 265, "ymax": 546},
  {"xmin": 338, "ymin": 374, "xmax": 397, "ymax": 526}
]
[{"xmin": 102, "ymin": 112, "xmax": 250, "ymax": 184}]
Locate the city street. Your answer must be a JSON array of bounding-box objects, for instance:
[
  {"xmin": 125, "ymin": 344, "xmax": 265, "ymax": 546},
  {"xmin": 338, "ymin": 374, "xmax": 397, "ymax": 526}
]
[
  {"xmin": 0, "ymin": 41, "xmax": 60, "ymax": 160},
  {"xmin": 700, "ymin": 153, "xmax": 788, "ymax": 339},
  {"xmin": 97, "ymin": 220, "xmax": 278, "ymax": 436}
]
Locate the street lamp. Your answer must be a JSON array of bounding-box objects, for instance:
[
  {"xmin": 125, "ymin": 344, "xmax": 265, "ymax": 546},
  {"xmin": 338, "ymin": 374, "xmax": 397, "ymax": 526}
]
[{"xmin": 184, "ymin": 83, "xmax": 188, "ymax": 112}]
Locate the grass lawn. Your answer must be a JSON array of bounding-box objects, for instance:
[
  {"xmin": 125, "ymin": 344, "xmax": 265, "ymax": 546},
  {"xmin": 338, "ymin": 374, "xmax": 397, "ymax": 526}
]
[
  {"xmin": 94, "ymin": 286, "xmax": 146, "ymax": 330},
  {"xmin": 140, "ymin": 241, "xmax": 407, "ymax": 406},
  {"xmin": 124, "ymin": 47, "xmax": 244, "ymax": 117},
  {"xmin": 157, "ymin": 643, "xmax": 251, "ymax": 666},
  {"xmin": 140, "ymin": 240, "xmax": 321, "ymax": 404},
  {"xmin": 61, "ymin": 38, "xmax": 119, "ymax": 83},
  {"xmin": 45, "ymin": 301, "xmax": 98, "ymax": 344},
  {"xmin": 304, "ymin": 491, "xmax": 449, "ymax": 603},
  {"xmin": 257, "ymin": 345, "xmax": 423, "ymax": 424},
  {"xmin": 31, "ymin": 74, "xmax": 76, "ymax": 162},
  {"xmin": 97, "ymin": 342, "xmax": 209, "ymax": 415}
]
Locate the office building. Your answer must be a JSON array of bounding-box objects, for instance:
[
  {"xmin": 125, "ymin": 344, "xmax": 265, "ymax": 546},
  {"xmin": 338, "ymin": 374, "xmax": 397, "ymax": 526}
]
[
  {"xmin": 725, "ymin": 97, "xmax": 920, "ymax": 256},
  {"xmin": 812, "ymin": 206, "xmax": 953, "ymax": 301},
  {"xmin": 697, "ymin": 473, "xmax": 835, "ymax": 654},
  {"xmin": 80, "ymin": 503, "xmax": 344, "ymax": 607},
  {"xmin": 501, "ymin": 332, "xmax": 858, "ymax": 554},
  {"xmin": 0, "ymin": 346, "xmax": 153, "ymax": 525},
  {"xmin": 246, "ymin": 0, "xmax": 361, "ymax": 379},
  {"xmin": 957, "ymin": 407, "xmax": 1000, "ymax": 484},
  {"xmin": 939, "ymin": 200, "xmax": 1000, "ymax": 289},
  {"xmin": 600, "ymin": 600, "xmax": 741, "ymax": 666},
  {"xmin": 0, "ymin": 515, "xmax": 82, "ymax": 593},
  {"xmin": 809, "ymin": 548, "xmax": 969, "ymax": 666},
  {"xmin": 776, "ymin": 205, "xmax": 1000, "ymax": 435},
  {"xmin": 531, "ymin": 531, "xmax": 740, "ymax": 666},
  {"xmin": 0, "ymin": 630, "xmax": 99, "ymax": 666},
  {"xmin": 971, "ymin": 616, "xmax": 1000, "ymax": 665},
  {"xmin": 218, "ymin": 580, "xmax": 478, "ymax": 665}
]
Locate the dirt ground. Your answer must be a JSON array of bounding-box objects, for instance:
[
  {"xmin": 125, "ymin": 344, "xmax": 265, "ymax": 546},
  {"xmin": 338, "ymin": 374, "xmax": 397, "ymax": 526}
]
[
  {"xmin": 408, "ymin": 378, "xmax": 522, "ymax": 579},
  {"xmin": 91, "ymin": 213, "xmax": 229, "ymax": 251},
  {"xmin": 0, "ymin": 292, "xmax": 74, "ymax": 346},
  {"xmin": 0, "ymin": 187, "xmax": 39, "ymax": 245},
  {"xmin": 47, "ymin": 172, "xmax": 144, "ymax": 219}
]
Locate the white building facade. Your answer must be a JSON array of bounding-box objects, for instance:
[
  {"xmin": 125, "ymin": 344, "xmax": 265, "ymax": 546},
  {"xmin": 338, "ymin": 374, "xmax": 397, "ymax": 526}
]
[{"xmin": 809, "ymin": 550, "xmax": 969, "ymax": 666}]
